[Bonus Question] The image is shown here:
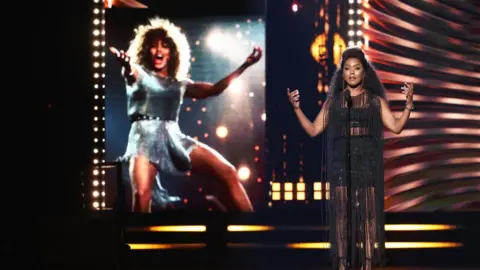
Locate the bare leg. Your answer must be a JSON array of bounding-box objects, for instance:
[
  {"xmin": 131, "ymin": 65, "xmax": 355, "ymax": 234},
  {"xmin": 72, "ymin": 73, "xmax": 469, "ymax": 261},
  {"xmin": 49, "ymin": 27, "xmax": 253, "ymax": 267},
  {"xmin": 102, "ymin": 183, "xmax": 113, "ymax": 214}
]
[
  {"xmin": 336, "ymin": 186, "xmax": 348, "ymax": 270},
  {"xmin": 189, "ymin": 143, "xmax": 253, "ymax": 212},
  {"xmin": 129, "ymin": 156, "xmax": 157, "ymax": 213},
  {"xmin": 362, "ymin": 187, "xmax": 377, "ymax": 270},
  {"xmin": 363, "ymin": 187, "xmax": 376, "ymax": 270}
]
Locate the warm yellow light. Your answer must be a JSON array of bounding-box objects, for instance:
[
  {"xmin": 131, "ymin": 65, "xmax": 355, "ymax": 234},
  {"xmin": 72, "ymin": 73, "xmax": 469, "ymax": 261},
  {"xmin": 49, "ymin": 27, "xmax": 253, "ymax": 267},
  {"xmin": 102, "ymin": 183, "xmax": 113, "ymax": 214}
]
[
  {"xmin": 272, "ymin": 192, "xmax": 281, "ymax": 200},
  {"xmin": 284, "ymin": 182, "xmax": 293, "ymax": 191},
  {"xmin": 314, "ymin": 191, "xmax": 322, "ymax": 200},
  {"xmin": 296, "ymin": 183, "xmax": 305, "ymax": 191},
  {"xmin": 228, "ymin": 225, "xmax": 274, "ymax": 232},
  {"xmin": 138, "ymin": 226, "xmax": 206, "ymax": 232},
  {"xmin": 238, "ymin": 166, "xmax": 250, "ymax": 181},
  {"xmin": 288, "ymin": 242, "xmax": 330, "ymax": 249},
  {"xmin": 310, "ymin": 33, "xmax": 327, "ymax": 63},
  {"xmin": 128, "ymin": 243, "xmax": 206, "ymax": 250},
  {"xmin": 284, "ymin": 191, "xmax": 293, "ymax": 200},
  {"xmin": 216, "ymin": 126, "xmax": 228, "ymax": 138},
  {"xmin": 385, "ymin": 224, "xmax": 457, "ymax": 231},
  {"xmin": 313, "ymin": 182, "xmax": 322, "ymax": 191},
  {"xmin": 385, "ymin": 242, "xmax": 462, "ymax": 249},
  {"xmin": 272, "ymin": 182, "xmax": 281, "ymax": 191},
  {"xmin": 287, "ymin": 242, "xmax": 461, "ymax": 249},
  {"xmin": 296, "ymin": 192, "xmax": 306, "ymax": 200}
]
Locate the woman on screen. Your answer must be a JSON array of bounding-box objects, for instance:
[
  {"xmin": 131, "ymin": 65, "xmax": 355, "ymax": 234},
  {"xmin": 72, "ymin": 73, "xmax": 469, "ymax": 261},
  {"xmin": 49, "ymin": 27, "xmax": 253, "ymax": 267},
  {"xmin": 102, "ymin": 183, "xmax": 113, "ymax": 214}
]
[
  {"xmin": 287, "ymin": 47, "xmax": 414, "ymax": 270},
  {"xmin": 110, "ymin": 17, "xmax": 261, "ymax": 212}
]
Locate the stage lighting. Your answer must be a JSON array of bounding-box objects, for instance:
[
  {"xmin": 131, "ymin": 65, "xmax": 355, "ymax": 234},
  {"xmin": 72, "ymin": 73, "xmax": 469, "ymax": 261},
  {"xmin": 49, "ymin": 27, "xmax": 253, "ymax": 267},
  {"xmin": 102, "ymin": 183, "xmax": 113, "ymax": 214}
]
[
  {"xmin": 216, "ymin": 126, "xmax": 228, "ymax": 138},
  {"xmin": 90, "ymin": 0, "xmax": 106, "ymax": 210},
  {"xmin": 238, "ymin": 166, "xmax": 251, "ymax": 181},
  {"xmin": 228, "ymin": 78, "xmax": 243, "ymax": 92},
  {"xmin": 206, "ymin": 30, "xmax": 226, "ymax": 52},
  {"xmin": 292, "ymin": 3, "xmax": 298, "ymax": 12}
]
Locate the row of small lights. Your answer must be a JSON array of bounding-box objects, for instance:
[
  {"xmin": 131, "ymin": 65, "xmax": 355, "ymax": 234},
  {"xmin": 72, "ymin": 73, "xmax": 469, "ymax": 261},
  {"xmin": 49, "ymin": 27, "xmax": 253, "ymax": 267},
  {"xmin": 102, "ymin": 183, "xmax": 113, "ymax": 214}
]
[
  {"xmin": 270, "ymin": 182, "xmax": 331, "ymax": 201},
  {"xmin": 92, "ymin": 0, "xmax": 106, "ymax": 210},
  {"xmin": 348, "ymin": 0, "xmax": 364, "ymax": 47}
]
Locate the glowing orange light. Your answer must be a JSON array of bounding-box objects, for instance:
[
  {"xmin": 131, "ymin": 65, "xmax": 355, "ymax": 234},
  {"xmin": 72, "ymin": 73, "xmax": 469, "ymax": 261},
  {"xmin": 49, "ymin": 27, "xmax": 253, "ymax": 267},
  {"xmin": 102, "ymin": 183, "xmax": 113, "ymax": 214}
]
[
  {"xmin": 238, "ymin": 166, "xmax": 250, "ymax": 181},
  {"xmin": 216, "ymin": 126, "xmax": 228, "ymax": 138},
  {"xmin": 310, "ymin": 34, "xmax": 327, "ymax": 63}
]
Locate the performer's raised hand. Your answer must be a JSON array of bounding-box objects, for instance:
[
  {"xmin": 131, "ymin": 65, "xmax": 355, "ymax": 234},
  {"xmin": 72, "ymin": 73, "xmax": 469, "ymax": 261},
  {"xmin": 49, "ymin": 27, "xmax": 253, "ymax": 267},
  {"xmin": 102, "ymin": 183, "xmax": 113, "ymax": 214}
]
[
  {"xmin": 110, "ymin": 46, "xmax": 136, "ymax": 84},
  {"xmin": 109, "ymin": 46, "xmax": 131, "ymax": 68},
  {"xmin": 287, "ymin": 88, "xmax": 300, "ymax": 109},
  {"xmin": 244, "ymin": 46, "xmax": 262, "ymax": 66},
  {"xmin": 401, "ymin": 82, "xmax": 414, "ymax": 107}
]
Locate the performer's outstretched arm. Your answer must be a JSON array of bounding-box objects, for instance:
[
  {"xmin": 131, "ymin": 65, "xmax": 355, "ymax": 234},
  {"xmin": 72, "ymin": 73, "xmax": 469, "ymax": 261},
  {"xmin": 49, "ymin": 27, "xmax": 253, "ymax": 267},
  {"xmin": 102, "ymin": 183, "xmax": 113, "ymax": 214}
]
[
  {"xmin": 380, "ymin": 82, "xmax": 414, "ymax": 134},
  {"xmin": 109, "ymin": 47, "xmax": 138, "ymax": 85},
  {"xmin": 185, "ymin": 46, "xmax": 262, "ymax": 99}
]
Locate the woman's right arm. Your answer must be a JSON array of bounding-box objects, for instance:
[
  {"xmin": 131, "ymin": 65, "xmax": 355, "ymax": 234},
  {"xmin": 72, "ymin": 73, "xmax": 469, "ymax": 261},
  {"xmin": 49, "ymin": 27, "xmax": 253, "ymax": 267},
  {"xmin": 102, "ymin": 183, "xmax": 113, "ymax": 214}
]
[
  {"xmin": 288, "ymin": 89, "xmax": 329, "ymax": 137},
  {"xmin": 110, "ymin": 47, "xmax": 138, "ymax": 85}
]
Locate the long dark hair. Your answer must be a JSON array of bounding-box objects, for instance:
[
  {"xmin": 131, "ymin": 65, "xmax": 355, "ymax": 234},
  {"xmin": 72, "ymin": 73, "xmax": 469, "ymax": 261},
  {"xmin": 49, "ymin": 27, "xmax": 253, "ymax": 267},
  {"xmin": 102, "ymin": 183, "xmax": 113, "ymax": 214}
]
[{"xmin": 326, "ymin": 47, "xmax": 387, "ymax": 100}]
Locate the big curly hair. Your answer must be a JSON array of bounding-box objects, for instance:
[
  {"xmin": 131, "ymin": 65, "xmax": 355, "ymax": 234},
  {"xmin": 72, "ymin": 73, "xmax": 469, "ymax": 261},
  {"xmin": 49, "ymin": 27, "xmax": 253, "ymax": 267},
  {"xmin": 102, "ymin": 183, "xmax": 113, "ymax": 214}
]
[
  {"xmin": 327, "ymin": 47, "xmax": 387, "ymax": 100},
  {"xmin": 127, "ymin": 17, "xmax": 191, "ymax": 81}
]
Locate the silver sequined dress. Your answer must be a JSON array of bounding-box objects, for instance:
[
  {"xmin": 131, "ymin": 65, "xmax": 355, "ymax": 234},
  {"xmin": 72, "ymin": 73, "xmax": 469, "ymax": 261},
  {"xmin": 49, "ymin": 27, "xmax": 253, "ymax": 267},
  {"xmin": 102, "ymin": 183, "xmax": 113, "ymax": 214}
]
[{"xmin": 121, "ymin": 64, "xmax": 198, "ymax": 210}]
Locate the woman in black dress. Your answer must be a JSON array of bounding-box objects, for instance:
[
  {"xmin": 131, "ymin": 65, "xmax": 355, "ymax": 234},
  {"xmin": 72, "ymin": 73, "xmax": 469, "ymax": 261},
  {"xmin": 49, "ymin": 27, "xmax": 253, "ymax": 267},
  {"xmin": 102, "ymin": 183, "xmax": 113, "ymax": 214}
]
[{"xmin": 287, "ymin": 47, "xmax": 414, "ymax": 270}]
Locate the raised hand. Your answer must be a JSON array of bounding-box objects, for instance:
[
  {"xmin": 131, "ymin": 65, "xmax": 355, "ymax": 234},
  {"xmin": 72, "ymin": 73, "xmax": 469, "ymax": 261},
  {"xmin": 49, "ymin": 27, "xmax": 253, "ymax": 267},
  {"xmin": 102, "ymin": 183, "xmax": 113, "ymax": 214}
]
[
  {"xmin": 109, "ymin": 47, "xmax": 131, "ymax": 68},
  {"xmin": 110, "ymin": 46, "xmax": 137, "ymax": 84},
  {"xmin": 287, "ymin": 88, "xmax": 300, "ymax": 109},
  {"xmin": 244, "ymin": 46, "xmax": 262, "ymax": 66},
  {"xmin": 401, "ymin": 82, "xmax": 414, "ymax": 106}
]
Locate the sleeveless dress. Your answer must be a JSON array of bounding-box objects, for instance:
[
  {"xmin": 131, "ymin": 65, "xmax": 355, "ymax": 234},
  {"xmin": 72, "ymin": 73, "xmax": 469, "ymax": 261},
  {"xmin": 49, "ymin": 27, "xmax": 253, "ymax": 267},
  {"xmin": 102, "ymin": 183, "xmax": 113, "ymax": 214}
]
[
  {"xmin": 119, "ymin": 64, "xmax": 198, "ymax": 210},
  {"xmin": 322, "ymin": 90, "xmax": 386, "ymax": 268}
]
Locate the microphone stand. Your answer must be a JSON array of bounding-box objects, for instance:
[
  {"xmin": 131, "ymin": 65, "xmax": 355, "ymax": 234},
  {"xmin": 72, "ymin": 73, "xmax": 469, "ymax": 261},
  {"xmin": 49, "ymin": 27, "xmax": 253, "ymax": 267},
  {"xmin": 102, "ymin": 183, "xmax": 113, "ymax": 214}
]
[{"xmin": 345, "ymin": 90, "xmax": 353, "ymax": 269}]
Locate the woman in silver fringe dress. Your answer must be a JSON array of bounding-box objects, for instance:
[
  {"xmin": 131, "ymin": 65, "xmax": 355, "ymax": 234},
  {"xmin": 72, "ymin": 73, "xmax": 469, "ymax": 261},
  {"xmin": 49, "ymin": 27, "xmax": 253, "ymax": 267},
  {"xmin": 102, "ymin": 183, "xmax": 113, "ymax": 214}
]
[
  {"xmin": 110, "ymin": 17, "xmax": 262, "ymax": 213},
  {"xmin": 287, "ymin": 47, "xmax": 414, "ymax": 270}
]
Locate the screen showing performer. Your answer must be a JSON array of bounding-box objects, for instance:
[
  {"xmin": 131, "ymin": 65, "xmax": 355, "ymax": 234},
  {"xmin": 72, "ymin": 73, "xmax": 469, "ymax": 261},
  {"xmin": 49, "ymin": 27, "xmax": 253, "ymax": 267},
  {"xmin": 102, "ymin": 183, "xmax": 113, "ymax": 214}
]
[{"xmin": 105, "ymin": 7, "xmax": 266, "ymax": 212}]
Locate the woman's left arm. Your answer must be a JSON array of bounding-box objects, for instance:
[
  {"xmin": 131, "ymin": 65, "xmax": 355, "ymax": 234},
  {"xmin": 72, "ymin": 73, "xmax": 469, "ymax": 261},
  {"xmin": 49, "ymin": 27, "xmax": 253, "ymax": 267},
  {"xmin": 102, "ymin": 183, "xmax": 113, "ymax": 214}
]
[
  {"xmin": 184, "ymin": 46, "xmax": 262, "ymax": 99},
  {"xmin": 379, "ymin": 82, "xmax": 415, "ymax": 134}
]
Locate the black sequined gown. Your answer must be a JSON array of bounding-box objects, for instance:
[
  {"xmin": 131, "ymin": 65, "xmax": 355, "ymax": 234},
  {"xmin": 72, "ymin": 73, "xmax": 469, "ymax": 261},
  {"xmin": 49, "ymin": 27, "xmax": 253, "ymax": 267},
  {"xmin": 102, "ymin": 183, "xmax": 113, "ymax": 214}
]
[{"xmin": 322, "ymin": 90, "xmax": 386, "ymax": 268}]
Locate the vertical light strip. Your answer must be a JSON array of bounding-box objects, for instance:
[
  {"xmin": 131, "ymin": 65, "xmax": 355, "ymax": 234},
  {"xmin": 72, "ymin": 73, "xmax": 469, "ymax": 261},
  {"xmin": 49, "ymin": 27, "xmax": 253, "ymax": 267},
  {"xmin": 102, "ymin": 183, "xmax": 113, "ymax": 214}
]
[
  {"xmin": 348, "ymin": 0, "xmax": 363, "ymax": 47},
  {"xmin": 91, "ymin": 0, "xmax": 106, "ymax": 210}
]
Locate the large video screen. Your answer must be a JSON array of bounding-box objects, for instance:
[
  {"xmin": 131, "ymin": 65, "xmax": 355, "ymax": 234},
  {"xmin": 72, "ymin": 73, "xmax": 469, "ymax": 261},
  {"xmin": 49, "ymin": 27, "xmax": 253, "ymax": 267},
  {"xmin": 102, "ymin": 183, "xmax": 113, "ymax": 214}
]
[{"xmin": 104, "ymin": 6, "xmax": 266, "ymax": 212}]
